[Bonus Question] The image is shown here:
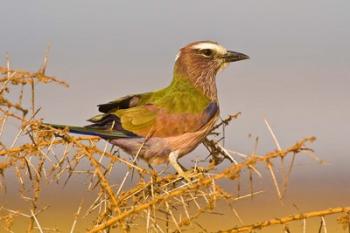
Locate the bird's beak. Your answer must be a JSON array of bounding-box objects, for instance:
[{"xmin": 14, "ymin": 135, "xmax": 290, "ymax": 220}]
[{"xmin": 223, "ymin": 51, "xmax": 250, "ymax": 63}]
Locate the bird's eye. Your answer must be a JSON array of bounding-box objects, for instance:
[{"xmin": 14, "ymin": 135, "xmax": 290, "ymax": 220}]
[{"xmin": 201, "ymin": 49, "xmax": 213, "ymax": 57}]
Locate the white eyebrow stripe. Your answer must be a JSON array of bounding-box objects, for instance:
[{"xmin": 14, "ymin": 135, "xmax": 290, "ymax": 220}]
[
  {"xmin": 175, "ymin": 51, "xmax": 181, "ymax": 61},
  {"xmin": 192, "ymin": 43, "xmax": 227, "ymax": 54}
]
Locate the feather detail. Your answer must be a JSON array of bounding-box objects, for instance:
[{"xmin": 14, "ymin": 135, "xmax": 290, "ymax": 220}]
[{"xmin": 98, "ymin": 94, "xmax": 147, "ymax": 113}]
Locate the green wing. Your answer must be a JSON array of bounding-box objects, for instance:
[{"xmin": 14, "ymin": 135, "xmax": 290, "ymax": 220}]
[
  {"xmin": 114, "ymin": 102, "xmax": 218, "ymax": 138},
  {"xmin": 87, "ymin": 84, "xmax": 218, "ymax": 138}
]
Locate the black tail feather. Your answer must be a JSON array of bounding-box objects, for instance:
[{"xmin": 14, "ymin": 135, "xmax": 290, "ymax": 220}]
[{"xmin": 45, "ymin": 123, "xmax": 134, "ymax": 139}]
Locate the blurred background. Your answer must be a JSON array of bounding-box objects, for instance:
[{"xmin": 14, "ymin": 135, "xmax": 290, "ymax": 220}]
[{"xmin": 1, "ymin": 0, "xmax": 349, "ymax": 232}]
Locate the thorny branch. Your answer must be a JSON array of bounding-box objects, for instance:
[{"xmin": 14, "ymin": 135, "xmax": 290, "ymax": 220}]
[
  {"xmin": 217, "ymin": 207, "xmax": 350, "ymax": 233},
  {"xmin": 0, "ymin": 56, "xmax": 348, "ymax": 233}
]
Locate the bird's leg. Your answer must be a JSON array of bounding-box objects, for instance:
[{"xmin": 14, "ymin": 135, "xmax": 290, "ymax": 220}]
[{"xmin": 168, "ymin": 151, "xmax": 191, "ymax": 182}]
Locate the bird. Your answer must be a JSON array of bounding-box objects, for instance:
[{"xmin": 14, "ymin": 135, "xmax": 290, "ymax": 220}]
[{"xmin": 49, "ymin": 41, "xmax": 249, "ymax": 179}]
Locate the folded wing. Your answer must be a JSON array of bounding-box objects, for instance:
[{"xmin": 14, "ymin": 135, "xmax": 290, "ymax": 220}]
[{"xmin": 87, "ymin": 93, "xmax": 218, "ymax": 139}]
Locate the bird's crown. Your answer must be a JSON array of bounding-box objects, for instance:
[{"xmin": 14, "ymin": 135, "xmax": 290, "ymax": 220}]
[{"xmin": 175, "ymin": 41, "xmax": 227, "ymax": 61}]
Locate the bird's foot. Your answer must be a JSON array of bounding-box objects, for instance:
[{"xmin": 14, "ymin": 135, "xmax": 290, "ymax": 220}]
[
  {"xmin": 177, "ymin": 170, "xmax": 193, "ymax": 182},
  {"xmin": 177, "ymin": 167, "xmax": 208, "ymax": 182},
  {"xmin": 192, "ymin": 166, "xmax": 209, "ymax": 173},
  {"xmin": 169, "ymin": 151, "xmax": 193, "ymax": 182}
]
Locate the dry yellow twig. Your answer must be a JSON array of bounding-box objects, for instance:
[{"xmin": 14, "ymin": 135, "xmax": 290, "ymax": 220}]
[{"xmin": 216, "ymin": 207, "xmax": 350, "ymax": 233}]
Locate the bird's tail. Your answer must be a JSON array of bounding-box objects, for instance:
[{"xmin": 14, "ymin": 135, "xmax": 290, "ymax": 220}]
[{"xmin": 45, "ymin": 123, "xmax": 130, "ymax": 139}]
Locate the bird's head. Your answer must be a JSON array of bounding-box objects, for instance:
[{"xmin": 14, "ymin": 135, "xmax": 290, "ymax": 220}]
[{"xmin": 174, "ymin": 41, "xmax": 249, "ymax": 81}]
